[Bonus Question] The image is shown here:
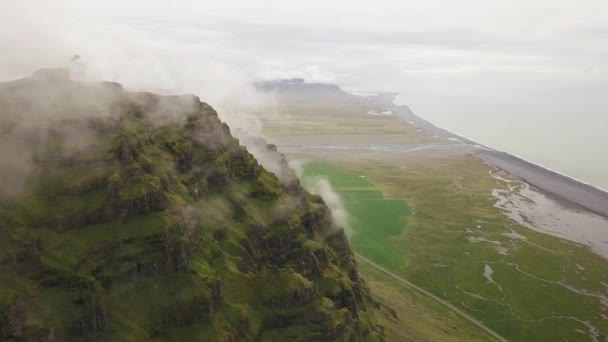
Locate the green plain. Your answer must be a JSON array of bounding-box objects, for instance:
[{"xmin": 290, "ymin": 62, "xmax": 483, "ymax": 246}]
[
  {"xmin": 266, "ymin": 106, "xmax": 608, "ymax": 341},
  {"xmin": 299, "ymin": 161, "xmax": 410, "ymax": 270}
]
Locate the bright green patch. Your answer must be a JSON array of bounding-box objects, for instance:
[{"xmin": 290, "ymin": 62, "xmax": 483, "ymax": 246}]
[
  {"xmin": 298, "ymin": 161, "xmax": 410, "ymax": 270},
  {"xmin": 341, "ymin": 156, "xmax": 608, "ymax": 342}
]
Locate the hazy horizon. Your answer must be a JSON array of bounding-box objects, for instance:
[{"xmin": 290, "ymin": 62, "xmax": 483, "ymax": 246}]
[{"xmin": 2, "ymin": 0, "xmax": 607, "ymax": 188}]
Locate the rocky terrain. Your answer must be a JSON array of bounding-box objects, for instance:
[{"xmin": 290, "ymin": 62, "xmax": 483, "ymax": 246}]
[{"xmin": 0, "ymin": 70, "xmax": 381, "ymax": 341}]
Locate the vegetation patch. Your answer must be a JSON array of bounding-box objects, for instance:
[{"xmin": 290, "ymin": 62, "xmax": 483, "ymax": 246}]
[
  {"xmin": 298, "ymin": 161, "xmax": 410, "ymax": 270},
  {"xmin": 0, "ymin": 75, "xmax": 382, "ymax": 341},
  {"xmin": 267, "ymin": 105, "xmax": 608, "ymax": 341}
]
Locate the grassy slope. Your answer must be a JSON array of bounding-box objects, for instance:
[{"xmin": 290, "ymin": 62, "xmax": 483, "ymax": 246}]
[
  {"xmin": 263, "ymin": 107, "xmax": 608, "ymax": 342},
  {"xmin": 357, "ymin": 259, "xmax": 492, "ymax": 342},
  {"xmin": 0, "ymin": 77, "xmax": 381, "ymax": 341}
]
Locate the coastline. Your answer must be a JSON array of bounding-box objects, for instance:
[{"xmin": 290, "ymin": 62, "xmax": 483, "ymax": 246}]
[
  {"xmin": 476, "ymin": 150, "xmax": 608, "ymax": 218},
  {"xmin": 268, "ymin": 86, "xmax": 608, "ymax": 340},
  {"xmin": 387, "ymin": 102, "xmax": 608, "ymax": 220}
]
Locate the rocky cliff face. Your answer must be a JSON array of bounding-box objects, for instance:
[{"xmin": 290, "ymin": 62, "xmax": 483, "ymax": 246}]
[{"xmin": 0, "ymin": 70, "xmax": 381, "ymax": 341}]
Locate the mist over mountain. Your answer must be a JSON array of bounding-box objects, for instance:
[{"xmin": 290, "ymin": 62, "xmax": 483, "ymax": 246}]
[
  {"xmin": 0, "ymin": 70, "xmax": 381, "ymax": 341},
  {"xmin": 2, "ymin": 1, "xmax": 608, "ymax": 341}
]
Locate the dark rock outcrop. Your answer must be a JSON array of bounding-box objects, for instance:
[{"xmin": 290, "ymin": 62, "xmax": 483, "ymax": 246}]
[{"xmin": 0, "ymin": 292, "xmax": 26, "ymax": 339}]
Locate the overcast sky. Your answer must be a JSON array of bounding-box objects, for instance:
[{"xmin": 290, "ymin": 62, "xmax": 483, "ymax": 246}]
[
  {"xmin": 4, "ymin": 1, "xmax": 607, "ymax": 88},
  {"xmin": 2, "ymin": 0, "xmax": 607, "ymax": 185}
]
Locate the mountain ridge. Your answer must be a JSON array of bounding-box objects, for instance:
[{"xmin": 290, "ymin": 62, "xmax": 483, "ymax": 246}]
[{"xmin": 0, "ymin": 69, "xmax": 381, "ymax": 341}]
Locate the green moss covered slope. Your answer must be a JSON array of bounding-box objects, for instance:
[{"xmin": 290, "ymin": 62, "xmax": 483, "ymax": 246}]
[{"xmin": 0, "ymin": 69, "xmax": 381, "ymax": 341}]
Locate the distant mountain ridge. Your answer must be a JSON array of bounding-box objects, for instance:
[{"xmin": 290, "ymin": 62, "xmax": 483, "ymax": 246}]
[{"xmin": 255, "ymin": 78, "xmax": 346, "ymax": 95}]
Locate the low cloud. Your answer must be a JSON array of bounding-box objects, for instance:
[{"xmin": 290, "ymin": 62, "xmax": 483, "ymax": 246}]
[
  {"xmin": 309, "ymin": 178, "xmax": 352, "ymax": 237},
  {"xmin": 291, "ymin": 161, "xmax": 352, "ymax": 236},
  {"xmin": 2, "ymin": 0, "xmax": 608, "ymax": 191},
  {"xmin": 256, "ymin": 63, "xmax": 337, "ymax": 84},
  {"xmin": 0, "ymin": 0, "xmax": 299, "ymax": 190}
]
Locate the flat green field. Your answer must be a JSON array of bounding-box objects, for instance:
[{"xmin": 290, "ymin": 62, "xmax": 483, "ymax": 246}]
[
  {"xmin": 298, "ymin": 161, "xmax": 410, "ymax": 270},
  {"xmin": 357, "ymin": 257, "xmax": 494, "ymax": 341},
  {"xmin": 311, "ymin": 155, "xmax": 608, "ymax": 341},
  {"xmin": 266, "ymin": 107, "xmax": 608, "ymax": 341}
]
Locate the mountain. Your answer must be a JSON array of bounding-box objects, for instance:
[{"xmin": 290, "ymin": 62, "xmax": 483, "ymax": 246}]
[
  {"xmin": 255, "ymin": 78, "xmax": 345, "ymax": 94},
  {"xmin": 254, "ymin": 79, "xmax": 362, "ymax": 107},
  {"xmin": 0, "ymin": 69, "xmax": 380, "ymax": 341}
]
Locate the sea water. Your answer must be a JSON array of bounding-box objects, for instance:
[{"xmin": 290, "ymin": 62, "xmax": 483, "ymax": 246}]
[{"xmin": 394, "ymin": 74, "xmax": 608, "ymax": 190}]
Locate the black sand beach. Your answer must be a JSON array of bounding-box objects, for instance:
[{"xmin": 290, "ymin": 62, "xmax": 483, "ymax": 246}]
[
  {"xmin": 390, "ymin": 102, "xmax": 608, "ymax": 219},
  {"xmin": 477, "ymin": 150, "xmax": 608, "ymax": 218}
]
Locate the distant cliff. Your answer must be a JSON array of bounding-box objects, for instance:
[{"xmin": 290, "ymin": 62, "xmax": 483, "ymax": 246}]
[
  {"xmin": 255, "ymin": 78, "xmax": 346, "ymax": 96},
  {"xmin": 255, "ymin": 79, "xmax": 369, "ymax": 108},
  {"xmin": 0, "ymin": 70, "xmax": 381, "ymax": 341}
]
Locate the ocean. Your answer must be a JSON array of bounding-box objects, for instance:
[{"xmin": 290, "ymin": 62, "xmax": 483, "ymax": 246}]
[{"xmin": 394, "ymin": 77, "xmax": 608, "ymax": 191}]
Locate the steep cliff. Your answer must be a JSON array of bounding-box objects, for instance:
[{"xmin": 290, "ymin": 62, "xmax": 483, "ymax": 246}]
[{"xmin": 0, "ymin": 70, "xmax": 381, "ymax": 341}]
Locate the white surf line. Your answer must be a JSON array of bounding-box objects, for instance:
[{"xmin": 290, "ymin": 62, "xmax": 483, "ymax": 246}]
[{"xmin": 355, "ymin": 254, "xmax": 509, "ymax": 342}]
